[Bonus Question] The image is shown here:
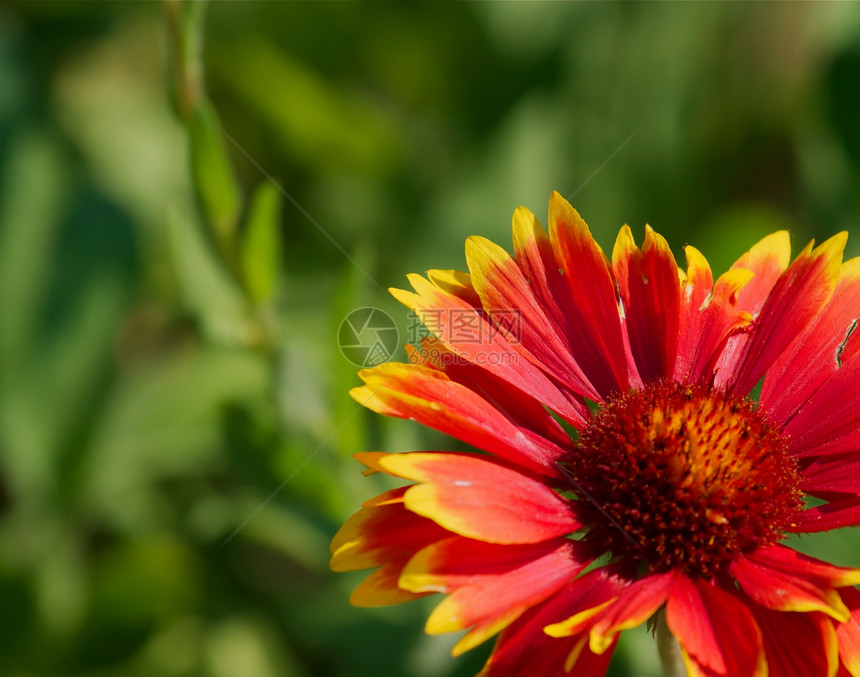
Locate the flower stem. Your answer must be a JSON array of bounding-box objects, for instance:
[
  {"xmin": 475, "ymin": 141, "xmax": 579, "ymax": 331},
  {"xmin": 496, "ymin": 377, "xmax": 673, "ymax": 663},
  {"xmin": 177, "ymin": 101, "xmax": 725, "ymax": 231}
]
[{"xmin": 655, "ymin": 610, "xmax": 686, "ymax": 677}]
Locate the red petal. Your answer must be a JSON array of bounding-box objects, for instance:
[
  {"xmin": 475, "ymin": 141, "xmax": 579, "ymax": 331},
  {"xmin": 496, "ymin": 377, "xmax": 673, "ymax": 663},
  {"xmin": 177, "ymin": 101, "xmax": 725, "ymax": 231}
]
[
  {"xmin": 712, "ymin": 231, "xmax": 790, "ymax": 382},
  {"xmin": 612, "ymin": 225, "xmax": 681, "ymax": 383},
  {"xmin": 465, "ymin": 231, "xmax": 600, "ymax": 401},
  {"xmin": 479, "ymin": 569, "xmax": 623, "ymax": 677},
  {"xmin": 762, "ymin": 258, "xmax": 860, "ymax": 429},
  {"xmin": 748, "ymin": 605, "xmax": 838, "ymax": 677},
  {"xmin": 379, "ymin": 452, "xmax": 582, "ymax": 545},
  {"xmin": 431, "ymin": 340, "xmax": 577, "ymax": 452},
  {"xmin": 330, "ymin": 486, "xmax": 452, "ymax": 607},
  {"xmin": 731, "ymin": 231, "xmax": 792, "ymax": 312},
  {"xmin": 744, "ymin": 545, "xmax": 860, "ymax": 587},
  {"xmin": 718, "ymin": 234, "xmax": 846, "ymax": 396},
  {"xmin": 399, "ymin": 536, "xmax": 587, "ymax": 655},
  {"xmin": 512, "ymin": 203, "xmax": 617, "ymax": 400},
  {"xmin": 588, "ymin": 571, "xmax": 676, "ymax": 653},
  {"xmin": 730, "ymin": 545, "xmax": 860, "ymax": 620},
  {"xmin": 789, "ymin": 497, "xmax": 860, "ymax": 532},
  {"xmin": 351, "ymin": 363, "xmax": 569, "ymax": 475},
  {"xmin": 390, "ymin": 274, "xmax": 588, "ymax": 425},
  {"xmin": 837, "ymin": 587, "xmax": 860, "ymax": 677},
  {"xmin": 675, "ymin": 246, "xmax": 754, "ymax": 383},
  {"xmin": 801, "ymin": 454, "xmax": 860, "ymax": 498},
  {"xmin": 547, "ymin": 192, "xmax": 629, "ymax": 396},
  {"xmin": 329, "ymin": 486, "xmax": 450, "ymax": 572},
  {"xmin": 666, "ymin": 577, "xmax": 765, "ymax": 677},
  {"xmin": 775, "ymin": 309, "xmax": 860, "ymax": 458}
]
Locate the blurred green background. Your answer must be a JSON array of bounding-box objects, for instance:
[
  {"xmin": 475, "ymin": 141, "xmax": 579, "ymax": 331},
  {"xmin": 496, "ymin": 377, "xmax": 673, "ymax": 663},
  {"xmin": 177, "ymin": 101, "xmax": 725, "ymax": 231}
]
[{"xmin": 1, "ymin": 2, "xmax": 860, "ymax": 676}]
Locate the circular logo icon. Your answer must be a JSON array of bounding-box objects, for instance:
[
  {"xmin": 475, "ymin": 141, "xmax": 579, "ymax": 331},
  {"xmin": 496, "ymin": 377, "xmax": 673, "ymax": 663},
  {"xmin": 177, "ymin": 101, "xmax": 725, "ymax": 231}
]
[{"xmin": 338, "ymin": 307, "xmax": 399, "ymax": 367}]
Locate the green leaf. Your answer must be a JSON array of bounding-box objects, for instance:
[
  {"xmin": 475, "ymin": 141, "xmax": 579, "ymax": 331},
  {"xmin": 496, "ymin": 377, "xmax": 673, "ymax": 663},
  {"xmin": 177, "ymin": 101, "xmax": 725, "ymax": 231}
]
[
  {"xmin": 189, "ymin": 101, "xmax": 242, "ymax": 257},
  {"xmin": 241, "ymin": 182, "xmax": 283, "ymax": 304}
]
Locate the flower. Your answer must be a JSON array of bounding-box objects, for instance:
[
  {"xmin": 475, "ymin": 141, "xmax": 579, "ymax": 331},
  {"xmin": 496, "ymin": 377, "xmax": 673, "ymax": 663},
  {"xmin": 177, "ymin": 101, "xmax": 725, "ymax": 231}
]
[{"xmin": 330, "ymin": 192, "xmax": 860, "ymax": 676}]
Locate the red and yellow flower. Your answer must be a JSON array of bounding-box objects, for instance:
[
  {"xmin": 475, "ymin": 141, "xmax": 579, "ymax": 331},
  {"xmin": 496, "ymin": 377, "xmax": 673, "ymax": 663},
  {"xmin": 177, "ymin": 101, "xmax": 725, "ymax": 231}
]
[{"xmin": 331, "ymin": 192, "xmax": 860, "ymax": 676}]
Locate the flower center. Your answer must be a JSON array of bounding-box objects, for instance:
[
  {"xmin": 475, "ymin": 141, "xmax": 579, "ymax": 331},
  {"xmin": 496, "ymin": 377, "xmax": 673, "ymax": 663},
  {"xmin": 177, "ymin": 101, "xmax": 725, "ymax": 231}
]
[{"xmin": 566, "ymin": 381, "xmax": 802, "ymax": 579}]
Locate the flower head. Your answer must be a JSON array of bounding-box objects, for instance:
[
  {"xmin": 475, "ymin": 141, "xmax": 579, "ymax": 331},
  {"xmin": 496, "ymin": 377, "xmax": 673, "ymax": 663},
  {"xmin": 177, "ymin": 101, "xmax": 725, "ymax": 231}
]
[{"xmin": 331, "ymin": 192, "xmax": 860, "ymax": 676}]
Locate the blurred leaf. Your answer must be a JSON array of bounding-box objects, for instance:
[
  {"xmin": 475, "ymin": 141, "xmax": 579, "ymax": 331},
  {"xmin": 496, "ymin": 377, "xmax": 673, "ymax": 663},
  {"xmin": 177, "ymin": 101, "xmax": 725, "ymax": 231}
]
[
  {"xmin": 167, "ymin": 203, "xmax": 247, "ymax": 344},
  {"xmin": 213, "ymin": 38, "xmax": 400, "ymax": 175},
  {"xmin": 242, "ymin": 181, "xmax": 283, "ymax": 305},
  {"xmin": 329, "ymin": 250, "xmax": 377, "ymax": 460},
  {"xmin": 189, "ymin": 101, "xmax": 242, "ymax": 257},
  {"xmin": 206, "ymin": 616, "xmax": 305, "ymax": 677},
  {"xmin": 0, "ymin": 131, "xmax": 67, "ymax": 388},
  {"xmin": 83, "ymin": 347, "xmax": 268, "ymax": 528}
]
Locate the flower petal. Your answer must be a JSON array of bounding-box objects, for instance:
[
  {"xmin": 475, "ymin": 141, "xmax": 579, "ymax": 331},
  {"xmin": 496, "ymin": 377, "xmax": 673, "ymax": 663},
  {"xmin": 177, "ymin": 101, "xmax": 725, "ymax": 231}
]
[
  {"xmin": 399, "ymin": 536, "xmax": 586, "ymax": 655},
  {"xmin": 718, "ymin": 234, "xmax": 846, "ymax": 396},
  {"xmin": 730, "ymin": 545, "xmax": 860, "ymax": 621},
  {"xmin": 425, "ymin": 268, "xmax": 482, "ymax": 306},
  {"xmin": 836, "ymin": 587, "xmax": 860, "ymax": 677},
  {"xmin": 727, "ymin": 229, "xmax": 792, "ymax": 317},
  {"xmin": 350, "ymin": 558, "xmax": 433, "ymax": 607},
  {"xmin": 379, "ymin": 452, "xmax": 581, "ymax": 544},
  {"xmin": 801, "ymin": 453, "xmax": 860, "ymax": 498},
  {"xmin": 588, "ymin": 571, "xmax": 677, "ymax": 654},
  {"xmin": 330, "ymin": 486, "xmax": 453, "ymax": 607},
  {"xmin": 675, "ymin": 246, "xmax": 754, "ymax": 383},
  {"xmin": 351, "ymin": 362, "xmax": 568, "ymax": 475},
  {"xmin": 772, "ymin": 287, "xmax": 860, "ymax": 459},
  {"xmin": 761, "ymin": 257, "xmax": 860, "ymax": 430},
  {"xmin": 789, "ymin": 497, "xmax": 860, "ymax": 532},
  {"xmin": 612, "ymin": 224, "xmax": 681, "ymax": 383},
  {"xmin": 390, "ymin": 273, "xmax": 588, "ymax": 424},
  {"xmin": 480, "ymin": 632, "xmax": 611, "ymax": 677},
  {"xmin": 666, "ymin": 577, "xmax": 765, "ymax": 677},
  {"xmin": 749, "ymin": 606, "xmax": 839, "ymax": 677},
  {"xmin": 479, "ymin": 569, "xmax": 623, "ymax": 677},
  {"xmin": 422, "ymin": 336, "xmax": 576, "ymax": 452},
  {"xmin": 547, "ymin": 192, "xmax": 629, "ymax": 396},
  {"xmin": 329, "ymin": 486, "xmax": 450, "ymax": 572},
  {"xmin": 542, "ymin": 568, "xmax": 628, "ymax": 639},
  {"xmin": 465, "ymin": 232, "xmax": 599, "ymax": 401}
]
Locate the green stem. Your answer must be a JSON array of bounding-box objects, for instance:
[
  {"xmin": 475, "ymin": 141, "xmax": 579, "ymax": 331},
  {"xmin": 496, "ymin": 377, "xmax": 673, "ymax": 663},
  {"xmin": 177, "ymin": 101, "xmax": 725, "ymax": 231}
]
[{"xmin": 655, "ymin": 610, "xmax": 686, "ymax": 677}]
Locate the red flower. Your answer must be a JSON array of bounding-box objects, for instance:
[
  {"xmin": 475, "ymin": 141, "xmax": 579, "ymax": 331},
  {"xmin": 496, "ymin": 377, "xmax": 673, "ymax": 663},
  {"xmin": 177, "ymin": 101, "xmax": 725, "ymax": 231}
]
[{"xmin": 330, "ymin": 192, "xmax": 860, "ymax": 676}]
